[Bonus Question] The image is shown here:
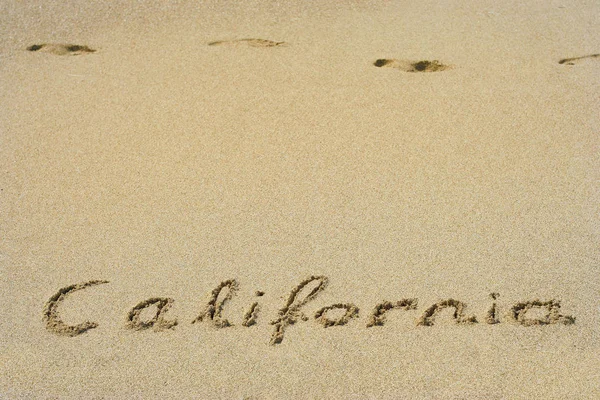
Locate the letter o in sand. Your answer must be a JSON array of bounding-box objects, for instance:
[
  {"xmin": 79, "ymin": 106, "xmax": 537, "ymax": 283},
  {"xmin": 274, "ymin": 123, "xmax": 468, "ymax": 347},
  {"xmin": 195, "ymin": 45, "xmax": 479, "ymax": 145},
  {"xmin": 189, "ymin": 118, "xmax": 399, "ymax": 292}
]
[{"xmin": 314, "ymin": 303, "xmax": 359, "ymax": 327}]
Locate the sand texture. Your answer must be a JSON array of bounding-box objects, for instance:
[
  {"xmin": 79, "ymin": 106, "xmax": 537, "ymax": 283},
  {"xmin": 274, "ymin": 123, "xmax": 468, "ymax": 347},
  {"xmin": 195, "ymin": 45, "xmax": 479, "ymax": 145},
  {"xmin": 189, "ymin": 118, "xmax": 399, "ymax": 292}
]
[{"xmin": 1, "ymin": 0, "xmax": 599, "ymax": 398}]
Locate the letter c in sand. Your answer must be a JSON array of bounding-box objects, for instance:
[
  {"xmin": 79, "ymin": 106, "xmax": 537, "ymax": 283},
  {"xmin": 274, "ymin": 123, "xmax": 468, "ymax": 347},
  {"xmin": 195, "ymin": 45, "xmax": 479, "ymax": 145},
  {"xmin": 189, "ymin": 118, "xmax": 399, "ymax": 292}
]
[{"xmin": 43, "ymin": 280, "xmax": 109, "ymax": 337}]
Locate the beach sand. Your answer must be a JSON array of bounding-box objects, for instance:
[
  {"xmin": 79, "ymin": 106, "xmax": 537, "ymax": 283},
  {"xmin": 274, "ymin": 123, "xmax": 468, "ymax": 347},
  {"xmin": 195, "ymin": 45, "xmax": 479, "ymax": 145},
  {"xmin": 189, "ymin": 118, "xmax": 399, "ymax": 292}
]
[{"xmin": 1, "ymin": 0, "xmax": 599, "ymax": 398}]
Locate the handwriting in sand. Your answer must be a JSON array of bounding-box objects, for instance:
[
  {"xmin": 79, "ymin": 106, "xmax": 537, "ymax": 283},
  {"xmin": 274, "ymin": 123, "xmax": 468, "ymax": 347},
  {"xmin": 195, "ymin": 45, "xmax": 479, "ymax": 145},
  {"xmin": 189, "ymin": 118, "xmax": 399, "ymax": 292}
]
[{"xmin": 43, "ymin": 276, "xmax": 576, "ymax": 344}]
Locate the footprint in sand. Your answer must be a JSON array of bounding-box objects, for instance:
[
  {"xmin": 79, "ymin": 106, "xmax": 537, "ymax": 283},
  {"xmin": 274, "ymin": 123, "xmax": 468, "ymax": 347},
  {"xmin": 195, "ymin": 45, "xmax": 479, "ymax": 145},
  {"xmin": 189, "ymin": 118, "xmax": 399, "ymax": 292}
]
[
  {"xmin": 208, "ymin": 38, "xmax": 286, "ymax": 48},
  {"xmin": 558, "ymin": 53, "xmax": 599, "ymax": 65},
  {"xmin": 373, "ymin": 58, "xmax": 450, "ymax": 72},
  {"xmin": 26, "ymin": 44, "xmax": 96, "ymax": 56}
]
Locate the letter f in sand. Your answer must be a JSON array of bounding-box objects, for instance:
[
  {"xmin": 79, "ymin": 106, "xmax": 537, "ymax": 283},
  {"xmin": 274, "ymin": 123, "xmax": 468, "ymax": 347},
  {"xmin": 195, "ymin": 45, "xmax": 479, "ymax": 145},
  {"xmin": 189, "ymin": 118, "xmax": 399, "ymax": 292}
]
[{"xmin": 270, "ymin": 276, "xmax": 328, "ymax": 345}]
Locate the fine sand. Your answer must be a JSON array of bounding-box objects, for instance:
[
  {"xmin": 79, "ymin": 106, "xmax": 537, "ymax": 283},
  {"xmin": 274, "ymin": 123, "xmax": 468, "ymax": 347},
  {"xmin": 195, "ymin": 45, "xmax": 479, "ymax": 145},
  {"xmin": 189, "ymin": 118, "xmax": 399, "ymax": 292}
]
[{"xmin": 1, "ymin": 0, "xmax": 599, "ymax": 398}]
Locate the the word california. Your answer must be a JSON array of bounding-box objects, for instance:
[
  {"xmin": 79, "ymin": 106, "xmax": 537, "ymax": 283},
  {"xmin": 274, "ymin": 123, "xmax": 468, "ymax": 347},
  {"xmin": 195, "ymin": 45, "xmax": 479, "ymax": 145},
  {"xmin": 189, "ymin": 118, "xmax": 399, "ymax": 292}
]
[{"xmin": 43, "ymin": 276, "xmax": 575, "ymax": 345}]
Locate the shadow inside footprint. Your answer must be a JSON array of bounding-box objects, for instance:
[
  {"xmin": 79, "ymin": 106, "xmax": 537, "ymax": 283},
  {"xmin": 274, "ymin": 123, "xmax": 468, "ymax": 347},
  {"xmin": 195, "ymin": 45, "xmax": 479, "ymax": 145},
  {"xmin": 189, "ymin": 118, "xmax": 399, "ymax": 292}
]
[
  {"xmin": 208, "ymin": 38, "xmax": 286, "ymax": 48},
  {"xmin": 558, "ymin": 53, "xmax": 599, "ymax": 65},
  {"xmin": 374, "ymin": 58, "xmax": 450, "ymax": 72},
  {"xmin": 27, "ymin": 44, "xmax": 96, "ymax": 55}
]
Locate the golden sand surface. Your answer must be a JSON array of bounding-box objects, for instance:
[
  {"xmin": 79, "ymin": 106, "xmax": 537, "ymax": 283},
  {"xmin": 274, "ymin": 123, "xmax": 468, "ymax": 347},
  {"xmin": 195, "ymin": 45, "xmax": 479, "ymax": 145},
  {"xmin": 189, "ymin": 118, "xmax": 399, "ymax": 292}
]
[{"xmin": 1, "ymin": 0, "xmax": 599, "ymax": 398}]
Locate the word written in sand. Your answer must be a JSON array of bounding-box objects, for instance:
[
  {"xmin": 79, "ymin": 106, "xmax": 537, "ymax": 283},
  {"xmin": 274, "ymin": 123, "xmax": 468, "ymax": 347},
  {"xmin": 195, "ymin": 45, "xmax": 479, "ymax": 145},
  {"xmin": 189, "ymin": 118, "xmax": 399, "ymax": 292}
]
[{"xmin": 43, "ymin": 276, "xmax": 575, "ymax": 344}]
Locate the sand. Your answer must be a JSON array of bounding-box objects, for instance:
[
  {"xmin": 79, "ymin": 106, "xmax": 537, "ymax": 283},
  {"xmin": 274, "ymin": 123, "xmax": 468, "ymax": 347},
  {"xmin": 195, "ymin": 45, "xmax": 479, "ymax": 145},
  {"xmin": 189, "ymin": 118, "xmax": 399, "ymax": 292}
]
[{"xmin": 1, "ymin": 0, "xmax": 599, "ymax": 398}]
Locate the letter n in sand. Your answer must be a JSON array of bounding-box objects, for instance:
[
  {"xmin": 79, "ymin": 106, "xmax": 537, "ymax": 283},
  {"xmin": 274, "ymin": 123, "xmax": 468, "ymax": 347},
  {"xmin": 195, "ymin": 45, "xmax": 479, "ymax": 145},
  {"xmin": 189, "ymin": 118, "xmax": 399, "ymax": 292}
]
[{"xmin": 418, "ymin": 299, "xmax": 478, "ymax": 326}]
